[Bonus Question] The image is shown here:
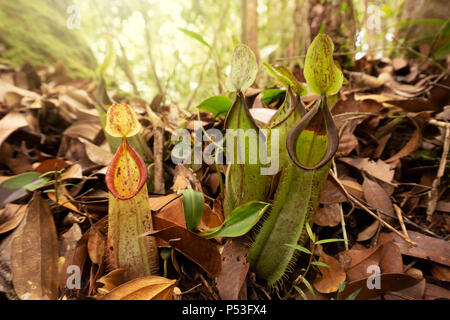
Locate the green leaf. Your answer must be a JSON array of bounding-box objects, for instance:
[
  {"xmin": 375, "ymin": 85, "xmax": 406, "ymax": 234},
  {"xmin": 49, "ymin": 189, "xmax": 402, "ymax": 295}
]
[
  {"xmin": 304, "ymin": 34, "xmax": 343, "ymax": 95},
  {"xmin": 338, "ymin": 281, "xmax": 347, "ymax": 293},
  {"xmin": 97, "ymin": 35, "xmax": 116, "ymax": 76},
  {"xmin": 178, "ymin": 28, "xmax": 211, "ymax": 48},
  {"xmin": 226, "ymin": 44, "xmax": 258, "ymax": 92},
  {"xmin": 284, "ymin": 243, "xmax": 312, "ymax": 255},
  {"xmin": 311, "ymin": 261, "xmax": 330, "ymax": 268},
  {"xmin": 2, "ymin": 172, "xmax": 49, "ymax": 191},
  {"xmin": 261, "ymin": 89, "xmax": 286, "ymax": 105},
  {"xmin": 196, "ymin": 96, "xmax": 233, "ymax": 117},
  {"xmin": 315, "ymin": 238, "xmax": 345, "ymax": 245},
  {"xmin": 346, "ymin": 287, "xmax": 362, "ymax": 300},
  {"xmin": 202, "ymin": 201, "xmax": 270, "ymax": 238},
  {"xmin": 263, "ymin": 63, "xmax": 306, "ymax": 97},
  {"xmin": 293, "ymin": 285, "xmax": 308, "ymax": 300},
  {"xmin": 434, "ymin": 41, "xmax": 450, "ymax": 60},
  {"xmin": 305, "ymin": 222, "xmax": 315, "ymax": 243},
  {"xmin": 181, "ymin": 189, "xmax": 205, "ymax": 232},
  {"xmin": 302, "ymin": 277, "xmax": 316, "ymax": 298}
]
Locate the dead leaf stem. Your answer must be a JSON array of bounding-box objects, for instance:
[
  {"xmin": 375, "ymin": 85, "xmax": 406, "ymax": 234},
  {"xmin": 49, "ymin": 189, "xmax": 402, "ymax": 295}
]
[{"xmin": 329, "ymin": 171, "xmax": 417, "ymax": 246}]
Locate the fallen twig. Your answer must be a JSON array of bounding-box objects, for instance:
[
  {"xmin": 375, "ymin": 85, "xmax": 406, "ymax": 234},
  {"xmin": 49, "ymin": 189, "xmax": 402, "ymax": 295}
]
[{"xmin": 329, "ymin": 171, "xmax": 418, "ymax": 246}]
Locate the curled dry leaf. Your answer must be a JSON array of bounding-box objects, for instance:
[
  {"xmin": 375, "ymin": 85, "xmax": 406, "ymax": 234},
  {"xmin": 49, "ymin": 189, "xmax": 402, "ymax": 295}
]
[
  {"xmin": 101, "ymin": 276, "xmax": 176, "ymax": 300},
  {"xmin": 11, "ymin": 193, "xmax": 59, "ymax": 300},
  {"xmin": 431, "ymin": 263, "xmax": 450, "ymax": 282},
  {"xmin": 96, "ymin": 268, "xmax": 128, "ymax": 294},
  {"xmin": 385, "ymin": 114, "xmax": 425, "ymax": 163},
  {"xmin": 0, "ymin": 112, "xmax": 29, "ymax": 147},
  {"xmin": 78, "ymin": 137, "xmax": 113, "ymax": 167},
  {"xmin": 144, "ymin": 226, "xmax": 221, "ymax": 278},
  {"xmin": 356, "ymin": 220, "xmax": 380, "ymax": 242},
  {"xmin": 0, "ymin": 203, "xmax": 27, "ymax": 234},
  {"xmin": 313, "ymin": 252, "xmax": 346, "ymax": 294}
]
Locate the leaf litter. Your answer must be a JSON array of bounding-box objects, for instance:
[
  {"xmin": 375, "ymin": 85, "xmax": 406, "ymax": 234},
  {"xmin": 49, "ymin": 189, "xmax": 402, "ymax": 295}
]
[{"xmin": 0, "ymin": 50, "xmax": 449, "ymax": 300}]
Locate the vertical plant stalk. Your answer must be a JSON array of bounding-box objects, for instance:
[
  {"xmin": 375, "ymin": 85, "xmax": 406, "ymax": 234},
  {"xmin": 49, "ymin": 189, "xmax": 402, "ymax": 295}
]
[
  {"xmin": 153, "ymin": 126, "xmax": 165, "ymax": 194},
  {"xmin": 105, "ymin": 104, "xmax": 159, "ymax": 280}
]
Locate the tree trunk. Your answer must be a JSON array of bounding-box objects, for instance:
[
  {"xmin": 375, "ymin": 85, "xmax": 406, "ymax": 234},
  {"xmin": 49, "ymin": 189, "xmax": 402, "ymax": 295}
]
[
  {"xmin": 308, "ymin": 0, "xmax": 357, "ymax": 60},
  {"xmin": 396, "ymin": 0, "xmax": 450, "ymax": 57},
  {"xmin": 242, "ymin": 0, "xmax": 259, "ymax": 63}
]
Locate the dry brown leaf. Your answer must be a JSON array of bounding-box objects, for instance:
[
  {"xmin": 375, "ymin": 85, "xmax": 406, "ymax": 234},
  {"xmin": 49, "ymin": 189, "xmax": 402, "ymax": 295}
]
[
  {"xmin": 356, "ymin": 220, "xmax": 380, "ymax": 242},
  {"xmin": 379, "ymin": 241, "xmax": 403, "ymax": 274},
  {"xmin": 344, "ymin": 245, "xmax": 383, "ymax": 282},
  {"xmin": 47, "ymin": 187, "xmax": 84, "ymax": 215},
  {"xmin": 339, "ymin": 157, "xmax": 395, "ymax": 184},
  {"xmin": 380, "ymin": 231, "xmax": 450, "ymax": 267},
  {"xmin": 424, "ymin": 283, "xmax": 450, "ymax": 300},
  {"xmin": 145, "ymin": 226, "xmax": 221, "ymax": 277},
  {"xmin": 374, "ymin": 133, "xmax": 392, "ymax": 158},
  {"xmin": 151, "ymin": 195, "xmax": 186, "ymax": 240},
  {"xmin": 431, "ymin": 263, "xmax": 450, "ymax": 281},
  {"xmin": 198, "ymin": 204, "xmax": 223, "ymax": 232},
  {"xmin": 337, "ymin": 127, "xmax": 358, "ymax": 157},
  {"xmin": 63, "ymin": 121, "xmax": 102, "ymax": 141},
  {"xmin": 59, "ymin": 228, "xmax": 88, "ymax": 292},
  {"xmin": 216, "ymin": 238, "xmax": 249, "ymax": 300},
  {"xmin": 320, "ymin": 178, "xmax": 347, "ymax": 204},
  {"xmin": 149, "ymin": 193, "xmax": 180, "ymax": 212},
  {"xmin": 385, "ymin": 115, "xmax": 425, "ymax": 163},
  {"xmin": 11, "ymin": 193, "xmax": 59, "ymax": 300},
  {"xmin": 341, "ymin": 179, "xmax": 364, "ymax": 199},
  {"xmin": 88, "ymin": 227, "xmax": 106, "ymax": 265},
  {"xmin": 0, "ymin": 112, "xmax": 29, "ymax": 148},
  {"xmin": 78, "ymin": 137, "xmax": 113, "ymax": 166},
  {"xmin": 97, "ymin": 268, "xmax": 128, "ymax": 294},
  {"xmin": 314, "ymin": 203, "xmax": 341, "ymax": 227},
  {"xmin": 101, "ymin": 276, "xmax": 176, "ymax": 300},
  {"xmin": 0, "ymin": 203, "xmax": 27, "ymax": 234},
  {"xmin": 313, "ymin": 252, "xmax": 346, "ymax": 294},
  {"xmin": 363, "ymin": 175, "xmax": 395, "ymax": 218},
  {"xmin": 339, "ymin": 273, "xmax": 423, "ymax": 300},
  {"xmin": 34, "ymin": 158, "xmax": 67, "ymax": 174}
]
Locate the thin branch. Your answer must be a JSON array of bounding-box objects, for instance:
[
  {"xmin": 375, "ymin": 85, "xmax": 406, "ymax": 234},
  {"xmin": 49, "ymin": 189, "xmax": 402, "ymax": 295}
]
[
  {"xmin": 427, "ymin": 125, "xmax": 450, "ymax": 221},
  {"xmin": 329, "ymin": 171, "xmax": 417, "ymax": 246}
]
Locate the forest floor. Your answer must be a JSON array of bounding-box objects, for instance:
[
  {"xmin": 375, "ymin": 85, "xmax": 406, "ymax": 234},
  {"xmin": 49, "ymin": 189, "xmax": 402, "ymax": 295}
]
[{"xmin": 0, "ymin": 54, "xmax": 449, "ymax": 300}]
